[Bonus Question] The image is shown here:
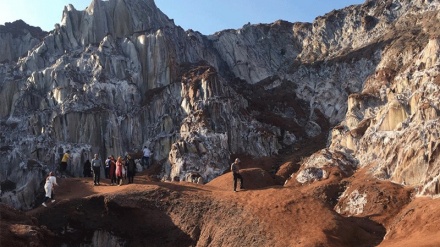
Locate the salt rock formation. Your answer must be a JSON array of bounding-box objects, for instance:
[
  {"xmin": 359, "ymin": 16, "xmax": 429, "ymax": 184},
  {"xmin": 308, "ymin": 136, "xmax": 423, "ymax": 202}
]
[
  {"xmin": 0, "ymin": 0, "xmax": 293, "ymax": 209},
  {"xmin": 0, "ymin": 20, "xmax": 47, "ymax": 63},
  {"xmin": 0, "ymin": 0, "xmax": 439, "ymax": 212},
  {"xmin": 293, "ymin": 0, "xmax": 440, "ymax": 217}
]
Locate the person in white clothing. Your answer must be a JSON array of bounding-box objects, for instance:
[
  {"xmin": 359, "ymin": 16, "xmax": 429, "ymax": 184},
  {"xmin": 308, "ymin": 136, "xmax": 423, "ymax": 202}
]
[
  {"xmin": 142, "ymin": 146, "xmax": 151, "ymax": 168},
  {"xmin": 42, "ymin": 172, "xmax": 58, "ymax": 207}
]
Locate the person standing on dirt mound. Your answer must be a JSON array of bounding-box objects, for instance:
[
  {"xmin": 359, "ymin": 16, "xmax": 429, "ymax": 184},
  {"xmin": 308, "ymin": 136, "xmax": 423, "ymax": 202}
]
[
  {"xmin": 142, "ymin": 146, "xmax": 151, "ymax": 168},
  {"xmin": 83, "ymin": 159, "xmax": 92, "ymax": 177},
  {"xmin": 231, "ymin": 158, "xmax": 244, "ymax": 192},
  {"xmin": 126, "ymin": 154, "xmax": 136, "ymax": 184},
  {"xmin": 42, "ymin": 172, "xmax": 58, "ymax": 207},
  {"xmin": 109, "ymin": 155, "xmax": 117, "ymax": 185},
  {"xmin": 104, "ymin": 156, "xmax": 111, "ymax": 179},
  {"xmin": 115, "ymin": 156, "xmax": 124, "ymax": 186},
  {"xmin": 59, "ymin": 150, "xmax": 70, "ymax": 178},
  {"xmin": 91, "ymin": 154, "xmax": 102, "ymax": 186}
]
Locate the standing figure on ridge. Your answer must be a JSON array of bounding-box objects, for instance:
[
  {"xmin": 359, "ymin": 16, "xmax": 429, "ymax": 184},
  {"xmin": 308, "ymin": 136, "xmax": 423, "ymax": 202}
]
[
  {"xmin": 104, "ymin": 156, "xmax": 111, "ymax": 179},
  {"xmin": 83, "ymin": 159, "xmax": 92, "ymax": 177},
  {"xmin": 91, "ymin": 154, "xmax": 102, "ymax": 186},
  {"xmin": 231, "ymin": 158, "xmax": 244, "ymax": 192},
  {"xmin": 126, "ymin": 154, "xmax": 136, "ymax": 184},
  {"xmin": 109, "ymin": 155, "xmax": 117, "ymax": 185},
  {"xmin": 60, "ymin": 150, "xmax": 70, "ymax": 178},
  {"xmin": 115, "ymin": 156, "xmax": 124, "ymax": 186},
  {"xmin": 142, "ymin": 146, "xmax": 151, "ymax": 168}
]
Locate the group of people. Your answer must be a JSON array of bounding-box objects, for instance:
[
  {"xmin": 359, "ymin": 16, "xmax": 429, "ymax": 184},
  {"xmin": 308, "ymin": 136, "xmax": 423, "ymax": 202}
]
[
  {"xmin": 42, "ymin": 147, "xmax": 149, "ymax": 207},
  {"xmin": 83, "ymin": 153, "xmax": 138, "ymax": 186},
  {"xmin": 83, "ymin": 151, "xmax": 243, "ymax": 191},
  {"xmin": 43, "ymin": 147, "xmax": 243, "ymax": 209}
]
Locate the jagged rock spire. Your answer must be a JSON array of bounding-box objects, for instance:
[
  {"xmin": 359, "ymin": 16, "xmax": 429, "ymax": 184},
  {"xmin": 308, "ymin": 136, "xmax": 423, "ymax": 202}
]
[{"xmin": 60, "ymin": 0, "xmax": 175, "ymax": 46}]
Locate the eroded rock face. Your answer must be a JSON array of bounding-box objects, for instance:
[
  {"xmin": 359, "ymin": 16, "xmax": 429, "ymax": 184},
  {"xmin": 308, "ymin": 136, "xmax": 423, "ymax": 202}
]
[
  {"xmin": 0, "ymin": 0, "xmax": 439, "ymax": 210},
  {"xmin": 0, "ymin": 0, "xmax": 284, "ymax": 209},
  {"xmin": 292, "ymin": 0, "xmax": 440, "ymax": 218},
  {"xmin": 0, "ymin": 20, "xmax": 47, "ymax": 63},
  {"xmin": 329, "ymin": 8, "xmax": 440, "ymax": 196},
  {"xmin": 168, "ymin": 66, "xmax": 283, "ymax": 181}
]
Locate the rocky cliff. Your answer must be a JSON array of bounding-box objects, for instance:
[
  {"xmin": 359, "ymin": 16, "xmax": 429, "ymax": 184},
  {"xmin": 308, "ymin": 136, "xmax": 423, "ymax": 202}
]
[
  {"xmin": 0, "ymin": 0, "xmax": 439, "ymax": 214},
  {"xmin": 0, "ymin": 20, "xmax": 47, "ymax": 63},
  {"xmin": 293, "ymin": 0, "xmax": 440, "ymax": 218}
]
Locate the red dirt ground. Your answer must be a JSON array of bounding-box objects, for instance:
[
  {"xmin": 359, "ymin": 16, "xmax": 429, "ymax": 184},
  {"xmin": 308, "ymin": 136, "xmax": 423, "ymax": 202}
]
[{"xmin": 2, "ymin": 165, "xmax": 440, "ymax": 246}]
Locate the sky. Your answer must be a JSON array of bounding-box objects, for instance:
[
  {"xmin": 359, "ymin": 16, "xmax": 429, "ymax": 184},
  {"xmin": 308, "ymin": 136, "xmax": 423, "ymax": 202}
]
[{"xmin": 0, "ymin": 0, "xmax": 365, "ymax": 35}]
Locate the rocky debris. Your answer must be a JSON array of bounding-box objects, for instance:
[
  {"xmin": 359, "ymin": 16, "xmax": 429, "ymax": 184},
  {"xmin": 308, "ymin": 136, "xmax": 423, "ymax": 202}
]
[
  {"xmin": 291, "ymin": 149, "xmax": 357, "ymax": 185},
  {"xmin": 0, "ymin": 203, "xmax": 55, "ymax": 246},
  {"xmin": 334, "ymin": 166, "xmax": 414, "ymax": 225}
]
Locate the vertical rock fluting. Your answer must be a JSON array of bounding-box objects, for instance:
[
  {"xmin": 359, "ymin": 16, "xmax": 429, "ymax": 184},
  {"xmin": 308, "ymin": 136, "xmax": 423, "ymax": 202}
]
[
  {"xmin": 169, "ymin": 66, "xmax": 280, "ymax": 181},
  {"xmin": 0, "ymin": 20, "xmax": 47, "ymax": 63},
  {"xmin": 284, "ymin": 1, "xmax": 440, "ymax": 214},
  {"xmin": 326, "ymin": 1, "xmax": 440, "ymax": 215}
]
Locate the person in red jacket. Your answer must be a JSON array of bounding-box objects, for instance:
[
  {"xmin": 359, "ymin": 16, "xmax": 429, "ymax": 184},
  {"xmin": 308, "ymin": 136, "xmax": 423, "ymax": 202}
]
[{"xmin": 109, "ymin": 155, "xmax": 117, "ymax": 185}]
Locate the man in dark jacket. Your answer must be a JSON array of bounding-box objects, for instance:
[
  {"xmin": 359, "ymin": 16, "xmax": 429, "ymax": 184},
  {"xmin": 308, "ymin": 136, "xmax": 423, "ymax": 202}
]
[
  {"xmin": 126, "ymin": 154, "xmax": 136, "ymax": 184},
  {"xmin": 231, "ymin": 158, "xmax": 244, "ymax": 192},
  {"xmin": 83, "ymin": 160, "xmax": 92, "ymax": 177}
]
